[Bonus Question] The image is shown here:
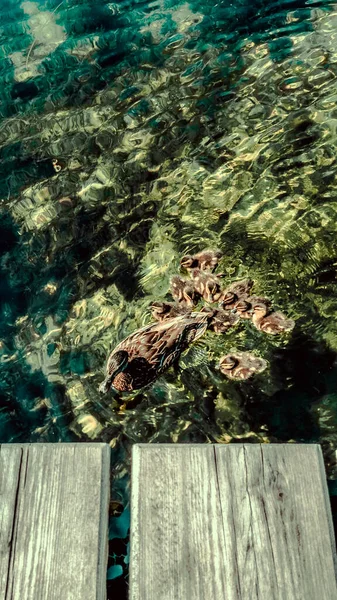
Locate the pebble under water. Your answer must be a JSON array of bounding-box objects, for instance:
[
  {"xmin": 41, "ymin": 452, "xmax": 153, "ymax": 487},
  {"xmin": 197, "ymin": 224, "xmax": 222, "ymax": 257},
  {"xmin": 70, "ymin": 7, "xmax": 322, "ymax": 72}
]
[{"xmin": 2, "ymin": 0, "xmax": 337, "ymax": 594}]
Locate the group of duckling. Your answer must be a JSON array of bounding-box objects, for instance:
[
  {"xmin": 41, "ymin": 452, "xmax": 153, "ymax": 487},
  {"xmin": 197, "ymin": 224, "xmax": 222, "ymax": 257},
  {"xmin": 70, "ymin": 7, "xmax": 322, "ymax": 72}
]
[
  {"xmin": 155, "ymin": 249, "xmax": 294, "ymax": 334},
  {"xmin": 99, "ymin": 249, "xmax": 295, "ymax": 395}
]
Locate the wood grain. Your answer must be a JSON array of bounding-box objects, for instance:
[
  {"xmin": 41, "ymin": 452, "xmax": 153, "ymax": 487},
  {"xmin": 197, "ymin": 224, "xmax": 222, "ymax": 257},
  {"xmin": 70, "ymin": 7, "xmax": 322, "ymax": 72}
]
[
  {"xmin": 0, "ymin": 443, "xmax": 110, "ymax": 600},
  {"xmin": 129, "ymin": 443, "xmax": 337, "ymax": 600}
]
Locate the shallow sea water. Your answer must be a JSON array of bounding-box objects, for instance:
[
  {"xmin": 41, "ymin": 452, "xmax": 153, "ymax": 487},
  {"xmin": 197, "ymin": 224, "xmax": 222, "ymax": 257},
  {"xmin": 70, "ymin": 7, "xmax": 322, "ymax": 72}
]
[{"xmin": 2, "ymin": 0, "xmax": 337, "ymax": 593}]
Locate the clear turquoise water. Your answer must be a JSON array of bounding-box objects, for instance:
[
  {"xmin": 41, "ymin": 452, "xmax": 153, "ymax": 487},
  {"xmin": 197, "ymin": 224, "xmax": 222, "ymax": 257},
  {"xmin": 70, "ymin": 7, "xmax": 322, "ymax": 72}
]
[{"xmin": 2, "ymin": 0, "xmax": 337, "ymax": 593}]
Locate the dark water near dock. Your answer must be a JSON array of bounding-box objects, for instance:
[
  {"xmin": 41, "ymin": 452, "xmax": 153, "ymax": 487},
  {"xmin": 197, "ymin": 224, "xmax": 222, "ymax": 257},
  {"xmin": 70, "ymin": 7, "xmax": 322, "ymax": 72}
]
[{"xmin": 2, "ymin": 0, "xmax": 337, "ymax": 593}]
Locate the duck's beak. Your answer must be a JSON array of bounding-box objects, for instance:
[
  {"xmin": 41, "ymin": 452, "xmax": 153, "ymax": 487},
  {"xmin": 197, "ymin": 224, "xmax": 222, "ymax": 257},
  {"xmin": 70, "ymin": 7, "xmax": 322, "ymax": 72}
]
[
  {"xmin": 98, "ymin": 371, "xmax": 120, "ymax": 394},
  {"xmin": 99, "ymin": 378, "xmax": 111, "ymax": 394},
  {"xmin": 99, "ymin": 377, "xmax": 120, "ymax": 396}
]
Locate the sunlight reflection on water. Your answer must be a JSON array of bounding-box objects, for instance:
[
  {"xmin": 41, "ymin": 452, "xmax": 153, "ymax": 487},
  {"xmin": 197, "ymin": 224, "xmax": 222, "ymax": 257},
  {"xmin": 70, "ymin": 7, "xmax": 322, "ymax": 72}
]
[{"xmin": 2, "ymin": 0, "xmax": 337, "ymax": 591}]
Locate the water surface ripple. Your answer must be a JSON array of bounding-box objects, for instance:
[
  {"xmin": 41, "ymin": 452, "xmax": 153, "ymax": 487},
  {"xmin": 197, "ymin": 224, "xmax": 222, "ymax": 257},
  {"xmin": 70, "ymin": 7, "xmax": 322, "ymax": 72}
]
[{"xmin": 2, "ymin": 0, "xmax": 337, "ymax": 589}]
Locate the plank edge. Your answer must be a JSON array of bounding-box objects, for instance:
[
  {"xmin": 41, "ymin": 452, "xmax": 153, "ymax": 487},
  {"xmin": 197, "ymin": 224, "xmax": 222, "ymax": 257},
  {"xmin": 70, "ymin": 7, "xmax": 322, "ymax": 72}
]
[{"xmin": 129, "ymin": 444, "xmax": 143, "ymax": 600}]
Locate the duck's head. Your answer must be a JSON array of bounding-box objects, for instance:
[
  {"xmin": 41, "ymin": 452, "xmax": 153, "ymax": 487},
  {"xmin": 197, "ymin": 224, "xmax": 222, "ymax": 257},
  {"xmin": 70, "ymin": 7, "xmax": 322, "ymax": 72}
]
[
  {"xmin": 151, "ymin": 301, "xmax": 169, "ymax": 319},
  {"xmin": 180, "ymin": 255, "xmax": 198, "ymax": 270},
  {"xmin": 252, "ymin": 303, "xmax": 268, "ymax": 319},
  {"xmin": 219, "ymin": 291, "xmax": 236, "ymax": 308},
  {"xmin": 183, "ymin": 284, "xmax": 200, "ymax": 305},
  {"xmin": 253, "ymin": 305, "xmax": 267, "ymax": 318},
  {"xmin": 203, "ymin": 279, "xmax": 221, "ymax": 303},
  {"xmin": 171, "ymin": 274, "xmax": 200, "ymax": 305},
  {"xmin": 212, "ymin": 311, "xmax": 239, "ymax": 333},
  {"xmin": 250, "ymin": 297, "xmax": 271, "ymax": 317},
  {"xmin": 219, "ymin": 354, "xmax": 238, "ymax": 372},
  {"xmin": 236, "ymin": 299, "xmax": 252, "ymax": 316},
  {"xmin": 99, "ymin": 350, "xmax": 129, "ymax": 394}
]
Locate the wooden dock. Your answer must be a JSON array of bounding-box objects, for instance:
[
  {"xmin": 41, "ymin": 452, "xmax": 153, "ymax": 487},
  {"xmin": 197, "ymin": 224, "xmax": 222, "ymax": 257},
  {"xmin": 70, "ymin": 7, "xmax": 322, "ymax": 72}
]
[
  {"xmin": 0, "ymin": 443, "xmax": 110, "ymax": 600},
  {"xmin": 1, "ymin": 442, "xmax": 337, "ymax": 599},
  {"xmin": 129, "ymin": 444, "xmax": 337, "ymax": 600}
]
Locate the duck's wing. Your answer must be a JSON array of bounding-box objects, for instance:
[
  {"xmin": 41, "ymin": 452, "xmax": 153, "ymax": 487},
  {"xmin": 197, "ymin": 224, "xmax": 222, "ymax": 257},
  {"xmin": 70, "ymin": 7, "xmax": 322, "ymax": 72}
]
[
  {"xmin": 228, "ymin": 352, "xmax": 267, "ymax": 378},
  {"xmin": 245, "ymin": 355, "xmax": 268, "ymax": 373},
  {"xmin": 113, "ymin": 321, "xmax": 161, "ymax": 354},
  {"xmin": 159, "ymin": 321, "xmax": 209, "ymax": 372},
  {"xmin": 115, "ymin": 314, "xmax": 207, "ymax": 367},
  {"xmin": 264, "ymin": 312, "xmax": 295, "ymax": 332},
  {"xmin": 274, "ymin": 312, "xmax": 295, "ymax": 324},
  {"xmin": 229, "ymin": 366, "xmax": 251, "ymax": 380},
  {"xmin": 231, "ymin": 359, "xmax": 266, "ymax": 380}
]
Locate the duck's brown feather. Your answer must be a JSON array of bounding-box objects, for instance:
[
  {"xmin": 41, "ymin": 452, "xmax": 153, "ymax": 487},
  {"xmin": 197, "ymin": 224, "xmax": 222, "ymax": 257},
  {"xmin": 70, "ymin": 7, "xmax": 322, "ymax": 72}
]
[{"xmin": 105, "ymin": 312, "xmax": 212, "ymax": 391}]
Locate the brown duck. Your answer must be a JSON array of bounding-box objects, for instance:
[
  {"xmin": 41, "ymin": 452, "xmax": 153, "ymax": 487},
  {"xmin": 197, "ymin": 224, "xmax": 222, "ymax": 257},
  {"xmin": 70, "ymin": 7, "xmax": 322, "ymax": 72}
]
[
  {"xmin": 180, "ymin": 249, "xmax": 222, "ymax": 273},
  {"xmin": 219, "ymin": 352, "xmax": 267, "ymax": 380},
  {"xmin": 99, "ymin": 311, "xmax": 215, "ymax": 393},
  {"xmin": 251, "ymin": 298, "xmax": 295, "ymax": 335}
]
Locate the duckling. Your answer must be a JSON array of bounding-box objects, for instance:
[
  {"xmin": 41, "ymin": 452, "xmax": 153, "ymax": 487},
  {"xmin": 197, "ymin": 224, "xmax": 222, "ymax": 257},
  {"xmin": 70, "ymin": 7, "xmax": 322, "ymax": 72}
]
[
  {"xmin": 170, "ymin": 275, "xmax": 200, "ymax": 306},
  {"xmin": 192, "ymin": 270, "xmax": 223, "ymax": 303},
  {"xmin": 251, "ymin": 298, "xmax": 295, "ymax": 335},
  {"xmin": 218, "ymin": 279, "xmax": 254, "ymax": 310},
  {"xmin": 151, "ymin": 301, "xmax": 191, "ymax": 322},
  {"xmin": 227, "ymin": 278, "xmax": 254, "ymax": 299},
  {"xmin": 219, "ymin": 352, "xmax": 267, "ymax": 380},
  {"xmin": 180, "ymin": 249, "xmax": 223, "ymax": 273},
  {"xmin": 219, "ymin": 291, "xmax": 238, "ymax": 311},
  {"xmin": 206, "ymin": 308, "xmax": 240, "ymax": 334},
  {"xmin": 235, "ymin": 299, "xmax": 253, "ymax": 319}
]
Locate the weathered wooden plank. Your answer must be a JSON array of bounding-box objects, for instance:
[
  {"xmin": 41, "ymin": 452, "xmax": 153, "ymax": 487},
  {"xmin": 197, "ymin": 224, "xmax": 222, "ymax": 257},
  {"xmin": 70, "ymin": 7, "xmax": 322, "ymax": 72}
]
[
  {"xmin": 0, "ymin": 443, "xmax": 110, "ymax": 600},
  {"xmin": 129, "ymin": 443, "xmax": 337, "ymax": 600}
]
